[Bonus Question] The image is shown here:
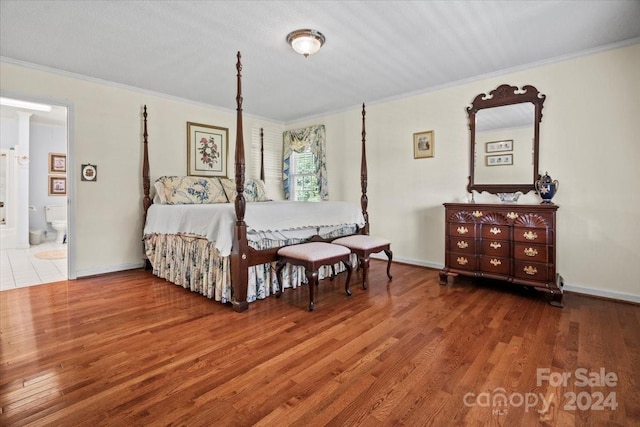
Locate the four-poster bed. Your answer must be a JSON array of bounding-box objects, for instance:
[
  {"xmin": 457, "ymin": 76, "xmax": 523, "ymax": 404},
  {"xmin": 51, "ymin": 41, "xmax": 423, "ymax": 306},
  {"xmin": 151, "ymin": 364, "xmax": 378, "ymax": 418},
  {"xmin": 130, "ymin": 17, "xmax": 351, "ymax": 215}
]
[{"xmin": 141, "ymin": 52, "xmax": 372, "ymax": 312}]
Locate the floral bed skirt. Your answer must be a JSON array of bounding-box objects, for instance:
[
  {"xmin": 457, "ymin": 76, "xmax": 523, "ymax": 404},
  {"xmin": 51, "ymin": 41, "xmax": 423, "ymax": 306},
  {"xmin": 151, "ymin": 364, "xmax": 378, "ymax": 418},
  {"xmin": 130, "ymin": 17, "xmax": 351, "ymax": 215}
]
[{"xmin": 143, "ymin": 225, "xmax": 358, "ymax": 304}]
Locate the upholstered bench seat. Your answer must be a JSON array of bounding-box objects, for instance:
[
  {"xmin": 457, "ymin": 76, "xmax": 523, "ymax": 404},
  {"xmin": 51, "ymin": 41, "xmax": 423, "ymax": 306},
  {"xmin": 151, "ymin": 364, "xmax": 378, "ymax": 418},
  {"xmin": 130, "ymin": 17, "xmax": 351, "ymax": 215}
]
[
  {"xmin": 276, "ymin": 242, "xmax": 353, "ymax": 311},
  {"xmin": 332, "ymin": 235, "xmax": 392, "ymax": 289}
]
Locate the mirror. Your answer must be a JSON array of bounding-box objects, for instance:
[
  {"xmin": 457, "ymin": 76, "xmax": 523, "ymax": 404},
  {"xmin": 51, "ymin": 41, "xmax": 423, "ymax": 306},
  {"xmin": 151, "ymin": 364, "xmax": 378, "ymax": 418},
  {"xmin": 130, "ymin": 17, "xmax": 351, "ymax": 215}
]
[{"xmin": 467, "ymin": 84, "xmax": 545, "ymax": 195}]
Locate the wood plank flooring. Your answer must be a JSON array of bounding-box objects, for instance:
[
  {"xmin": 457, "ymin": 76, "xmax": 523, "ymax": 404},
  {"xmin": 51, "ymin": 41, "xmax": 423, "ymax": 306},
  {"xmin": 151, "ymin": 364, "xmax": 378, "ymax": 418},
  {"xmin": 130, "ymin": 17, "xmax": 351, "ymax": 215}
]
[{"xmin": 1, "ymin": 261, "xmax": 638, "ymax": 426}]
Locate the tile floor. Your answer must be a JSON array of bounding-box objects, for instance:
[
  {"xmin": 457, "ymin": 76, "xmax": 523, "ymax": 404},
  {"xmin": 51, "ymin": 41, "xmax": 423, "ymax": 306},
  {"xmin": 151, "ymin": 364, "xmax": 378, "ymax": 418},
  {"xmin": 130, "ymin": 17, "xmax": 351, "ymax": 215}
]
[{"xmin": 0, "ymin": 241, "xmax": 68, "ymax": 291}]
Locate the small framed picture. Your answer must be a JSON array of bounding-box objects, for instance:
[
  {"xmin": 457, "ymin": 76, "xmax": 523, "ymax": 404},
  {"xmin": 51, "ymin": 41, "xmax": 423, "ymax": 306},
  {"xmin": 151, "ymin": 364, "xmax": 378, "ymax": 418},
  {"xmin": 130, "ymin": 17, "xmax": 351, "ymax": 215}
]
[
  {"xmin": 187, "ymin": 122, "xmax": 229, "ymax": 177},
  {"xmin": 81, "ymin": 164, "xmax": 97, "ymax": 181},
  {"xmin": 49, "ymin": 176, "xmax": 66, "ymax": 196},
  {"xmin": 486, "ymin": 154, "xmax": 513, "ymax": 166},
  {"xmin": 49, "ymin": 153, "xmax": 67, "ymax": 173},
  {"xmin": 413, "ymin": 130, "xmax": 434, "ymax": 159},
  {"xmin": 485, "ymin": 140, "xmax": 513, "ymax": 153}
]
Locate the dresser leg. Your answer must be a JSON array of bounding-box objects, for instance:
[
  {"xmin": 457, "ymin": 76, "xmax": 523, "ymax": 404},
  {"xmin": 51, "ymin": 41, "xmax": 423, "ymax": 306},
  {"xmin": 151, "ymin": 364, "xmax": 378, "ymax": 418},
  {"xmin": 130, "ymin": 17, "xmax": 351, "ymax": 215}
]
[
  {"xmin": 439, "ymin": 270, "xmax": 449, "ymax": 285},
  {"xmin": 549, "ymin": 293, "xmax": 564, "ymax": 308}
]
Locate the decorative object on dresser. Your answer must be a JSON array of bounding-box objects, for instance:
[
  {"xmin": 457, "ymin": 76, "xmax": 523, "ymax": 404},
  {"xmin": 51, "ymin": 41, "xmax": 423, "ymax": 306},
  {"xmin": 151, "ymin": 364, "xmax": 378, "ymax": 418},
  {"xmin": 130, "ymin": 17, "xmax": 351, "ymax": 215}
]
[
  {"xmin": 535, "ymin": 171, "xmax": 559, "ymax": 204},
  {"xmin": 440, "ymin": 203, "xmax": 563, "ymax": 307}
]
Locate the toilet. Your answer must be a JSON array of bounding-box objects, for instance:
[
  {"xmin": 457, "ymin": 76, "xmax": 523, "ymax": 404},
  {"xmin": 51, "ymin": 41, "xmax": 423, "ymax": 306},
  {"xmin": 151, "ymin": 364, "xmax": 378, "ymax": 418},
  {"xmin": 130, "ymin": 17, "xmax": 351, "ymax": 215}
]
[{"xmin": 45, "ymin": 205, "xmax": 67, "ymax": 244}]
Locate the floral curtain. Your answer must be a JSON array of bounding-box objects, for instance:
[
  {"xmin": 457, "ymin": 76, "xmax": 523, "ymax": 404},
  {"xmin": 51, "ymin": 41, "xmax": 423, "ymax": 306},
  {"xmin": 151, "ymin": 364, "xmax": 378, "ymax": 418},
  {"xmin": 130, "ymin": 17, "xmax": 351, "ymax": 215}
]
[{"xmin": 282, "ymin": 124, "xmax": 328, "ymax": 200}]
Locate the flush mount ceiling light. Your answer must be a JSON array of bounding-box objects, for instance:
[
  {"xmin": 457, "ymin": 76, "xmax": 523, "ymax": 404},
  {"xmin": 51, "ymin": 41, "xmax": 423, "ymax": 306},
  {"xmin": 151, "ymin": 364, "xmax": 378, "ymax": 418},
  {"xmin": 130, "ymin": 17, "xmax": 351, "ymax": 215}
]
[{"xmin": 286, "ymin": 29, "xmax": 326, "ymax": 57}]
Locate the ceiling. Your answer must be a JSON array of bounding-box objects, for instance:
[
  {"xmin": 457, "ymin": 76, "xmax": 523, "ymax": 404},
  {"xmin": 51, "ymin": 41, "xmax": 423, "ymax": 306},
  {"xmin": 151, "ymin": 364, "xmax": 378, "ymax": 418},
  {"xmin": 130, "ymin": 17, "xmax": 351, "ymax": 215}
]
[{"xmin": 1, "ymin": 1, "xmax": 639, "ymax": 124}]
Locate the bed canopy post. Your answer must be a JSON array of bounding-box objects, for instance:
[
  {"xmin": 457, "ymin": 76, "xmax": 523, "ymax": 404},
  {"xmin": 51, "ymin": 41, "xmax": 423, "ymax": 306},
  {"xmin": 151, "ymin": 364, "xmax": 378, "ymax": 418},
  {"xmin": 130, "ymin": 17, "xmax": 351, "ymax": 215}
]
[
  {"xmin": 142, "ymin": 105, "xmax": 151, "ymax": 221},
  {"xmin": 360, "ymin": 103, "xmax": 369, "ymax": 235},
  {"xmin": 231, "ymin": 51, "xmax": 249, "ymax": 313}
]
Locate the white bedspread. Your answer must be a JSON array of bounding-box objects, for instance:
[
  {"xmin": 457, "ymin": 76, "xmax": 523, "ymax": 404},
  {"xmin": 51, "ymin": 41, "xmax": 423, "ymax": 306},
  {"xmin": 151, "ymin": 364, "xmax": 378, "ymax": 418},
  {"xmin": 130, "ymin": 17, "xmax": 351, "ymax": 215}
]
[{"xmin": 143, "ymin": 200, "xmax": 365, "ymax": 256}]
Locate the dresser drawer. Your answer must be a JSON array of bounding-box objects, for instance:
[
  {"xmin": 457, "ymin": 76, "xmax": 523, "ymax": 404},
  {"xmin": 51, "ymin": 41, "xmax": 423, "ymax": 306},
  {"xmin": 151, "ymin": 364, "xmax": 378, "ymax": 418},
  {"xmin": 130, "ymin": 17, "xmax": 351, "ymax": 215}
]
[
  {"xmin": 481, "ymin": 224, "xmax": 510, "ymax": 240},
  {"xmin": 513, "ymin": 243, "xmax": 548, "ymax": 263},
  {"xmin": 513, "ymin": 226, "xmax": 549, "ymax": 244},
  {"xmin": 480, "ymin": 239, "xmax": 510, "ymax": 257},
  {"xmin": 449, "ymin": 223, "xmax": 475, "ymax": 237},
  {"xmin": 449, "ymin": 237, "xmax": 476, "ymax": 254},
  {"xmin": 480, "ymin": 256, "xmax": 511, "ymax": 275},
  {"xmin": 514, "ymin": 260, "xmax": 550, "ymax": 282},
  {"xmin": 448, "ymin": 253, "xmax": 477, "ymax": 271}
]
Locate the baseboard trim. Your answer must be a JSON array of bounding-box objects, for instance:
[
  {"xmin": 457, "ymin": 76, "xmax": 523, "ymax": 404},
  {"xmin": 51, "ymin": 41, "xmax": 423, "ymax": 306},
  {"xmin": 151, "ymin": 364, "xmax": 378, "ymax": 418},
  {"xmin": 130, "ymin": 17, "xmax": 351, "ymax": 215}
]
[
  {"xmin": 76, "ymin": 257, "xmax": 640, "ymax": 305},
  {"xmin": 563, "ymin": 284, "xmax": 640, "ymax": 305},
  {"xmin": 370, "ymin": 253, "xmax": 443, "ymax": 270},
  {"xmin": 371, "ymin": 254, "xmax": 640, "ymax": 304},
  {"xmin": 76, "ymin": 262, "xmax": 145, "ymax": 279}
]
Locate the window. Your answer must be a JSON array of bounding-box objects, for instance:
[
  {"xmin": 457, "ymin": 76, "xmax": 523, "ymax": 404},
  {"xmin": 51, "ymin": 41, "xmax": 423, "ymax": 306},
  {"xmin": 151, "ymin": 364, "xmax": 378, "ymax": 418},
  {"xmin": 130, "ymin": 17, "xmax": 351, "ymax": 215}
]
[
  {"xmin": 290, "ymin": 148, "xmax": 320, "ymax": 201},
  {"xmin": 282, "ymin": 124, "xmax": 328, "ymax": 200}
]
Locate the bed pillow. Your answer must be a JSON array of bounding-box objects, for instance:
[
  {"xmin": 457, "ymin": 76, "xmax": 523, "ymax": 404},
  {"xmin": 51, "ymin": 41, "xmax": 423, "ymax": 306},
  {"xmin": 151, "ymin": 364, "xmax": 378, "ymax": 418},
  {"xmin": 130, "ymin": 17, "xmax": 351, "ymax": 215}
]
[
  {"xmin": 155, "ymin": 176, "xmax": 229, "ymax": 204},
  {"xmin": 219, "ymin": 178, "xmax": 270, "ymax": 202},
  {"xmin": 154, "ymin": 181, "xmax": 168, "ymax": 204}
]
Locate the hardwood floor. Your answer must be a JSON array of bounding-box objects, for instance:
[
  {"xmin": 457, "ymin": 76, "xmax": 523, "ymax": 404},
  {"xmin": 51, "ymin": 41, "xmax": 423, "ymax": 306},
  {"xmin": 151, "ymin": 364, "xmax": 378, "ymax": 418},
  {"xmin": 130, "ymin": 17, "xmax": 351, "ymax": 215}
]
[{"xmin": 1, "ymin": 261, "xmax": 638, "ymax": 426}]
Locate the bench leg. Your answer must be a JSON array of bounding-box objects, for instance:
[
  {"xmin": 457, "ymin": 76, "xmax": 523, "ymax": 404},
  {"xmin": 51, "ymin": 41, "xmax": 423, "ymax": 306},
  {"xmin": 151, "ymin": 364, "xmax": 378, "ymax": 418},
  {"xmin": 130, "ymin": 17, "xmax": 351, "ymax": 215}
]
[
  {"xmin": 384, "ymin": 248, "xmax": 393, "ymax": 281},
  {"xmin": 306, "ymin": 269, "xmax": 319, "ymax": 311},
  {"xmin": 343, "ymin": 260, "xmax": 352, "ymax": 296},
  {"xmin": 361, "ymin": 256, "xmax": 370, "ymax": 290},
  {"xmin": 275, "ymin": 259, "xmax": 286, "ymax": 298}
]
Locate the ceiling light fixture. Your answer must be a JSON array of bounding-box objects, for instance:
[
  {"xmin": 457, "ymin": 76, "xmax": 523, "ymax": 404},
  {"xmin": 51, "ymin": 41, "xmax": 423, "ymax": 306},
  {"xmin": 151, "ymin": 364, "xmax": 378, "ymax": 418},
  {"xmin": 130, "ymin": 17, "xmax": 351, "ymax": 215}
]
[
  {"xmin": 0, "ymin": 97, "xmax": 52, "ymax": 112},
  {"xmin": 286, "ymin": 29, "xmax": 326, "ymax": 57}
]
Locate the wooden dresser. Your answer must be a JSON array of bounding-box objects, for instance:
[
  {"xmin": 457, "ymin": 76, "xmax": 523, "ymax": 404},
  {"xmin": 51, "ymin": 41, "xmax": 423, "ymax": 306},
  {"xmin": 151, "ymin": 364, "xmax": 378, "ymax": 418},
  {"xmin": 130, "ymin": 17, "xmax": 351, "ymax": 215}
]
[{"xmin": 440, "ymin": 203, "xmax": 563, "ymax": 306}]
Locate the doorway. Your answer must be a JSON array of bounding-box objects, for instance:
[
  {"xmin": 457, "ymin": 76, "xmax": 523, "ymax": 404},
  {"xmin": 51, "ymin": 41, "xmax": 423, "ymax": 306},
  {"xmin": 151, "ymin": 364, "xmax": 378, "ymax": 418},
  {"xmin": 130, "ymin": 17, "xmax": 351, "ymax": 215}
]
[{"xmin": 0, "ymin": 94, "xmax": 75, "ymax": 289}]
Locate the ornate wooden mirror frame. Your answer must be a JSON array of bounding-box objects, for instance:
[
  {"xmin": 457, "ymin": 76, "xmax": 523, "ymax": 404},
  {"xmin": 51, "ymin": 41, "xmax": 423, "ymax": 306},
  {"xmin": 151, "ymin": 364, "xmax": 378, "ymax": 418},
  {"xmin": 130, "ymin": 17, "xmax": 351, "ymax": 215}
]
[{"xmin": 467, "ymin": 84, "xmax": 546, "ymax": 195}]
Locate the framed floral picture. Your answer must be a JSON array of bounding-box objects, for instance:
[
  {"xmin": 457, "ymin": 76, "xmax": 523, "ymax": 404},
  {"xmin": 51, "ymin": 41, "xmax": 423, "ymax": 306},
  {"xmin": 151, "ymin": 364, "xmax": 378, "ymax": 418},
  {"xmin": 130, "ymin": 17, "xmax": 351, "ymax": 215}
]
[
  {"xmin": 187, "ymin": 122, "xmax": 229, "ymax": 177},
  {"xmin": 49, "ymin": 152, "xmax": 67, "ymax": 173}
]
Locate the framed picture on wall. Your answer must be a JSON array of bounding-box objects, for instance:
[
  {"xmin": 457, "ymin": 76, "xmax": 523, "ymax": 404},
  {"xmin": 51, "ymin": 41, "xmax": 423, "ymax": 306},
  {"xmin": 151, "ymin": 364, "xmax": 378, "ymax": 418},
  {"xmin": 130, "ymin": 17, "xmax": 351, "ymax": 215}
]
[
  {"xmin": 48, "ymin": 176, "xmax": 66, "ymax": 196},
  {"xmin": 485, "ymin": 140, "xmax": 513, "ymax": 153},
  {"xmin": 49, "ymin": 152, "xmax": 67, "ymax": 173},
  {"xmin": 187, "ymin": 122, "xmax": 229, "ymax": 177},
  {"xmin": 413, "ymin": 130, "xmax": 434, "ymax": 159},
  {"xmin": 486, "ymin": 153, "xmax": 513, "ymax": 166}
]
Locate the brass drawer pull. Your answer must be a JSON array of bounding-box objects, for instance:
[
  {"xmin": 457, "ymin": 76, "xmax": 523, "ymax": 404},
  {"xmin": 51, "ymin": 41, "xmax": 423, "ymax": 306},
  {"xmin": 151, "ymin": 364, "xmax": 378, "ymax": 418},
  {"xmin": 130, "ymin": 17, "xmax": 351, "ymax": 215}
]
[
  {"xmin": 456, "ymin": 257, "xmax": 468, "ymax": 265},
  {"xmin": 523, "ymin": 266, "xmax": 538, "ymax": 275},
  {"xmin": 457, "ymin": 226, "xmax": 469, "ymax": 235},
  {"xmin": 490, "ymin": 227, "xmax": 501, "ymax": 235},
  {"xmin": 524, "ymin": 247, "xmax": 538, "ymax": 257},
  {"xmin": 523, "ymin": 231, "xmax": 538, "ymax": 240},
  {"xmin": 457, "ymin": 241, "xmax": 469, "ymax": 249},
  {"xmin": 507, "ymin": 212, "xmax": 519, "ymax": 220},
  {"xmin": 490, "ymin": 242, "xmax": 502, "ymax": 249},
  {"xmin": 490, "ymin": 259, "xmax": 501, "ymax": 266},
  {"xmin": 472, "ymin": 210, "xmax": 483, "ymax": 218}
]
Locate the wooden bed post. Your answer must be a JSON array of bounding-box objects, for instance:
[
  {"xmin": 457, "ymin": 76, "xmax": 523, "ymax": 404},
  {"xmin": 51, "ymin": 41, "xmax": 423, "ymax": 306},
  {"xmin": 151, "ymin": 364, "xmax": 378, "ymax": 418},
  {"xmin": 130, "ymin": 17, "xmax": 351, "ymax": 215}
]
[
  {"xmin": 142, "ymin": 105, "xmax": 151, "ymax": 221},
  {"xmin": 260, "ymin": 128, "xmax": 265, "ymax": 182},
  {"xmin": 360, "ymin": 103, "xmax": 369, "ymax": 235},
  {"xmin": 142, "ymin": 105, "xmax": 152, "ymax": 270},
  {"xmin": 231, "ymin": 52, "xmax": 250, "ymax": 313}
]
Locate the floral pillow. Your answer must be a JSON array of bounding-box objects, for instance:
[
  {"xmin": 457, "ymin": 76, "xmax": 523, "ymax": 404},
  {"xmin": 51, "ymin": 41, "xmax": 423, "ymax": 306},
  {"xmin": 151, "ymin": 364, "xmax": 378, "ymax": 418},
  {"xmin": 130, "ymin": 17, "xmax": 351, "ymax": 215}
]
[
  {"xmin": 155, "ymin": 176, "xmax": 229, "ymax": 204},
  {"xmin": 219, "ymin": 178, "xmax": 270, "ymax": 202}
]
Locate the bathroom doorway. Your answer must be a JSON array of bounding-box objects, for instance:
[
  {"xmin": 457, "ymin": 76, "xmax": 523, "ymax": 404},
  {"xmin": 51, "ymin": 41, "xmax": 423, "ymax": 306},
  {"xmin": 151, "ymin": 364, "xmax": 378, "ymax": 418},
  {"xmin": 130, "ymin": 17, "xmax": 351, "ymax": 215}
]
[{"xmin": 0, "ymin": 94, "xmax": 75, "ymax": 289}]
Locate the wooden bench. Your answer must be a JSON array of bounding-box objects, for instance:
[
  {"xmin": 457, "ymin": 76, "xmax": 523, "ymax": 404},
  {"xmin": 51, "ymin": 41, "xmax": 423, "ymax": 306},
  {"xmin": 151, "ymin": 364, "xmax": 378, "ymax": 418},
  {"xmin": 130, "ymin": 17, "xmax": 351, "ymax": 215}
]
[
  {"xmin": 275, "ymin": 242, "xmax": 353, "ymax": 311},
  {"xmin": 332, "ymin": 235, "xmax": 392, "ymax": 289}
]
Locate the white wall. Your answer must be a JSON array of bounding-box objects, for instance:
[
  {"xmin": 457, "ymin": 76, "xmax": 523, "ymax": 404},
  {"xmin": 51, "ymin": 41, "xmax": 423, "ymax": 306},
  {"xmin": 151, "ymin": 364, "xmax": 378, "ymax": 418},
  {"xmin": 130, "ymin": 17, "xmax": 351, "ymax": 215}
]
[
  {"xmin": 1, "ymin": 43, "xmax": 638, "ymax": 301},
  {"xmin": 288, "ymin": 43, "xmax": 640, "ymax": 302}
]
